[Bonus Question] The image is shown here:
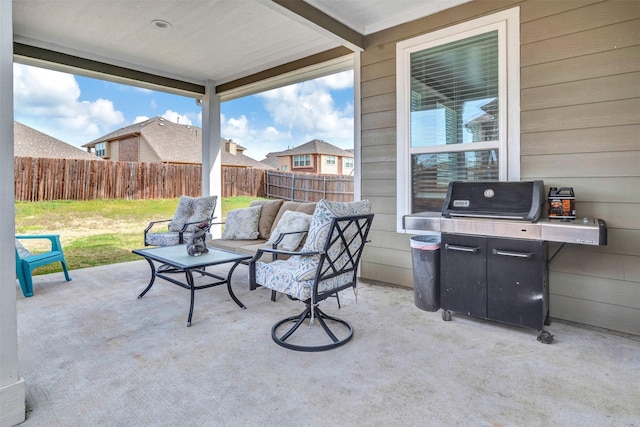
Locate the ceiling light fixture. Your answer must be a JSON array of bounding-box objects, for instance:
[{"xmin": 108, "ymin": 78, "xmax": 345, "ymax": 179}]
[{"xmin": 151, "ymin": 19, "xmax": 172, "ymax": 29}]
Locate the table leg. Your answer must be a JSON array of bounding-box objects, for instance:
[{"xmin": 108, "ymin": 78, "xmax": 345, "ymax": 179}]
[
  {"xmin": 137, "ymin": 258, "xmax": 157, "ymax": 299},
  {"xmin": 185, "ymin": 269, "xmax": 196, "ymax": 327},
  {"xmin": 227, "ymin": 260, "xmax": 246, "ymax": 309}
]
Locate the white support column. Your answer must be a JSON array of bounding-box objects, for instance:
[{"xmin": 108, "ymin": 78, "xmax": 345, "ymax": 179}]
[
  {"xmin": 0, "ymin": 1, "xmax": 27, "ymax": 425},
  {"xmin": 201, "ymin": 80, "xmax": 222, "ymax": 238},
  {"xmin": 353, "ymin": 52, "xmax": 362, "ymax": 202}
]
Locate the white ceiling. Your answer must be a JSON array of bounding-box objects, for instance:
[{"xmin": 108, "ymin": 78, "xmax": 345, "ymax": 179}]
[{"xmin": 12, "ymin": 0, "xmax": 470, "ymax": 94}]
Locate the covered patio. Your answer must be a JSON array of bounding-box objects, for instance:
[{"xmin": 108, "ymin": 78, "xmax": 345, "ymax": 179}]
[{"xmin": 17, "ymin": 261, "xmax": 640, "ymax": 425}]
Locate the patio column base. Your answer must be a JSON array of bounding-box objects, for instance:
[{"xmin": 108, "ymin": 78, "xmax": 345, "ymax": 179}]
[{"xmin": 0, "ymin": 377, "xmax": 25, "ymax": 426}]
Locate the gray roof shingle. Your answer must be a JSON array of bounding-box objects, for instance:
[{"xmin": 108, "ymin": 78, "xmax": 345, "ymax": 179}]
[
  {"xmin": 14, "ymin": 122, "xmax": 102, "ymax": 160},
  {"xmin": 275, "ymin": 139, "xmax": 353, "ymax": 157},
  {"xmin": 85, "ymin": 117, "xmax": 272, "ymax": 168}
]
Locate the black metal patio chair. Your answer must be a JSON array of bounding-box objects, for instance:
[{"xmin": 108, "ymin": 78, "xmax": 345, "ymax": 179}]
[{"xmin": 249, "ymin": 203, "xmax": 373, "ymax": 352}]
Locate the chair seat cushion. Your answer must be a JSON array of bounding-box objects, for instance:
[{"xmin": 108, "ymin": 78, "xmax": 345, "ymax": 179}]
[
  {"xmin": 254, "ymin": 257, "xmax": 354, "ymax": 301},
  {"xmin": 146, "ymin": 231, "xmax": 211, "ymax": 247}
]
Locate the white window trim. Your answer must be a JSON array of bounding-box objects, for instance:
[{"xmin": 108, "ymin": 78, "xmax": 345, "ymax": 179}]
[{"xmin": 395, "ymin": 7, "xmax": 520, "ymax": 233}]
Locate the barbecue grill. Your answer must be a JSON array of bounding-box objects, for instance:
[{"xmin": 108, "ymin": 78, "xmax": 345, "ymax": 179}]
[{"xmin": 404, "ymin": 180, "xmax": 607, "ymax": 344}]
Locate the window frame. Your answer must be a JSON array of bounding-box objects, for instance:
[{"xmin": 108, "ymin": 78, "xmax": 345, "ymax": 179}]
[
  {"xmin": 293, "ymin": 154, "xmax": 311, "ymax": 168},
  {"xmin": 395, "ymin": 7, "xmax": 520, "ymax": 233},
  {"xmin": 344, "ymin": 157, "xmax": 354, "ymax": 169}
]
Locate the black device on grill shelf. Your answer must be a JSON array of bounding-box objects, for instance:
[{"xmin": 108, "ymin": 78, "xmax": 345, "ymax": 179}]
[{"xmin": 403, "ymin": 180, "xmax": 607, "ymax": 344}]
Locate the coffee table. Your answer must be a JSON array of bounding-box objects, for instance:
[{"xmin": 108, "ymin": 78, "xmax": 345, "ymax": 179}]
[{"xmin": 132, "ymin": 245, "xmax": 252, "ymax": 326}]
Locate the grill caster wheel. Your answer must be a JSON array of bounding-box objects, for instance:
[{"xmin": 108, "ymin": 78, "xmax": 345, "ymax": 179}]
[
  {"xmin": 537, "ymin": 330, "xmax": 554, "ymax": 344},
  {"xmin": 442, "ymin": 310, "xmax": 452, "ymax": 321}
]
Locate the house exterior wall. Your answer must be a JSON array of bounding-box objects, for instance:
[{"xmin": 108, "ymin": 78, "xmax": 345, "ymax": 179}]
[
  {"xmin": 107, "ymin": 140, "xmax": 119, "ymax": 161},
  {"xmin": 117, "ymin": 136, "xmax": 138, "ymax": 161},
  {"xmin": 138, "ymin": 137, "xmax": 162, "ymax": 163},
  {"xmin": 358, "ymin": 0, "xmax": 640, "ymax": 335},
  {"xmin": 320, "ymin": 154, "xmax": 339, "ymax": 175}
]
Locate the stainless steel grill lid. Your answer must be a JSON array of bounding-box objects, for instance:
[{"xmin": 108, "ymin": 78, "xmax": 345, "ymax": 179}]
[{"xmin": 441, "ymin": 180, "xmax": 545, "ymax": 222}]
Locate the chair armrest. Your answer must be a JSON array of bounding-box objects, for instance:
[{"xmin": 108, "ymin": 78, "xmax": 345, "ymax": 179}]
[
  {"xmin": 179, "ymin": 216, "xmax": 217, "ymax": 233},
  {"xmin": 144, "ymin": 219, "xmax": 172, "ymax": 233},
  {"xmin": 16, "ymin": 234, "xmax": 62, "ymax": 251},
  {"xmin": 270, "ymin": 230, "xmax": 307, "ymax": 247}
]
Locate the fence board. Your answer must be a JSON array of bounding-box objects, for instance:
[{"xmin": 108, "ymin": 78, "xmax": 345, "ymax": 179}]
[
  {"xmin": 14, "ymin": 158, "xmax": 353, "ymax": 202},
  {"xmin": 265, "ymin": 171, "xmax": 354, "ymax": 202}
]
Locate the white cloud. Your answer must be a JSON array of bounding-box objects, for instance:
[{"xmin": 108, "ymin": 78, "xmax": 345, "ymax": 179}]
[
  {"xmin": 161, "ymin": 110, "xmax": 192, "ymax": 125},
  {"xmin": 13, "ymin": 64, "xmax": 125, "ymax": 147},
  {"xmin": 220, "ymin": 70, "xmax": 354, "ymax": 160},
  {"xmin": 134, "ymin": 116, "xmax": 150, "ymax": 124},
  {"xmin": 257, "ymin": 70, "xmax": 354, "ymax": 149}
]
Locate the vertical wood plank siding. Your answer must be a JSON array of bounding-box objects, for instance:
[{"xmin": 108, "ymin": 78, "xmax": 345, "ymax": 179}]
[{"xmin": 358, "ymin": 0, "xmax": 640, "ymax": 335}]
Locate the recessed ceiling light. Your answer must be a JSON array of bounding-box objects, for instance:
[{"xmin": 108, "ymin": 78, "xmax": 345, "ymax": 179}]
[{"xmin": 151, "ymin": 19, "xmax": 172, "ymax": 29}]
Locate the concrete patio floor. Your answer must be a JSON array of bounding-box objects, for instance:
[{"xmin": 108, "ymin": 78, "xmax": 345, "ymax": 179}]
[{"xmin": 16, "ymin": 260, "xmax": 640, "ymax": 426}]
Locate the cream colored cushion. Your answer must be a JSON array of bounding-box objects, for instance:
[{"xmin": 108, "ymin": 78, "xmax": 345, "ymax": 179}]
[
  {"xmin": 250, "ymin": 199, "xmax": 284, "ymax": 239},
  {"xmin": 221, "ymin": 205, "xmax": 262, "ymax": 240},
  {"xmin": 272, "ymin": 201, "xmax": 317, "ymax": 231},
  {"xmin": 266, "ymin": 210, "xmax": 313, "ymax": 251}
]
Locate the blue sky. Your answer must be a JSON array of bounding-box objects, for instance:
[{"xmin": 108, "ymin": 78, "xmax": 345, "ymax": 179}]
[{"xmin": 13, "ymin": 64, "xmax": 354, "ymax": 161}]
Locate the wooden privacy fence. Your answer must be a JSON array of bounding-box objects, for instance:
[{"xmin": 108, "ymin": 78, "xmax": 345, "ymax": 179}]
[
  {"xmin": 265, "ymin": 170, "xmax": 354, "ymax": 202},
  {"xmin": 222, "ymin": 167, "xmax": 266, "ymax": 198},
  {"xmin": 15, "ymin": 157, "xmax": 202, "ymax": 201},
  {"xmin": 14, "ymin": 157, "xmax": 352, "ymax": 202}
]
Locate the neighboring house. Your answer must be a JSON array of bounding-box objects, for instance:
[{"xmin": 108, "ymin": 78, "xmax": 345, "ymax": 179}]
[
  {"xmin": 14, "ymin": 121, "xmax": 101, "ymax": 160},
  {"xmin": 83, "ymin": 117, "xmax": 270, "ymax": 168},
  {"xmin": 267, "ymin": 139, "xmax": 354, "ymax": 175}
]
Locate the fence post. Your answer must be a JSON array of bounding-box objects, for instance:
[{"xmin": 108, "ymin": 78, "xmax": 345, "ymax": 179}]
[
  {"xmin": 323, "ymin": 176, "xmax": 326, "ymax": 199},
  {"xmin": 290, "ymin": 174, "xmax": 295, "ymax": 201}
]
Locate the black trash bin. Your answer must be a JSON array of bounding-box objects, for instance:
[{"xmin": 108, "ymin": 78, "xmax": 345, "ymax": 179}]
[{"xmin": 411, "ymin": 234, "xmax": 441, "ymax": 312}]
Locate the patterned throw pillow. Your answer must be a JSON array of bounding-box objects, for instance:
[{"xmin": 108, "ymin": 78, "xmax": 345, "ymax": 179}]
[
  {"xmin": 301, "ymin": 199, "xmax": 371, "ymax": 253},
  {"xmin": 169, "ymin": 196, "xmax": 196, "ymax": 232},
  {"xmin": 15, "ymin": 239, "xmax": 33, "ymax": 259},
  {"xmin": 295, "ymin": 199, "xmax": 371, "ymax": 281},
  {"xmin": 266, "ymin": 210, "xmax": 313, "ymax": 251},
  {"xmin": 185, "ymin": 196, "xmax": 217, "ymax": 231},
  {"xmin": 221, "ymin": 205, "xmax": 262, "ymax": 240}
]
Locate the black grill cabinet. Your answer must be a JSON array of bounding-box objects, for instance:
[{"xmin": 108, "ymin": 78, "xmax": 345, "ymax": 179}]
[{"xmin": 440, "ymin": 233, "xmax": 551, "ymax": 342}]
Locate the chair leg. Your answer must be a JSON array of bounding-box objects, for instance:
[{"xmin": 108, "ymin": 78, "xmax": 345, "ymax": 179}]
[
  {"xmin": 61, "ymin": 261, "xmax": 72, "ymax": 281},
  {"xmin": 271, "ymin": 303, "xmax": 353, "ymax": 352},
  {"xmin": 20, "ymin": 265, "xmax": 34, "ymax": 298}
]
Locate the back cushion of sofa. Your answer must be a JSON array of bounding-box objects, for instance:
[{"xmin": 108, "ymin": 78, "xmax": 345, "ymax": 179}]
[
  {"xmin": 250, "ymin": 199, "xmax": 284, "ymax": 239},
  {"xmin": 271, "ymin": 201, "xmax": 317, "ymax": 231}
]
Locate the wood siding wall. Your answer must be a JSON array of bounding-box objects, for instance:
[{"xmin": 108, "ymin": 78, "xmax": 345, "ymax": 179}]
[{"xmin": 358, "ymin": 0, "xmax": 640, "ymax": 335}]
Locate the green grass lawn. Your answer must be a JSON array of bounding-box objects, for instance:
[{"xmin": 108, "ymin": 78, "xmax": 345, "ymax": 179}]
[{"xmin": 15, "ymin": 196, "xmax": 262, "ymax": 275}]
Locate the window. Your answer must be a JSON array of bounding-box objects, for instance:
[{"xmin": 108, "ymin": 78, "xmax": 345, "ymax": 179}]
[
  {"xmin": 293, "ymin": 155, "xmax": 311, "ymax": 167},
  {"xmin": 95, "ymin": 142, "xmax": 106, "ymax": 157},
  {"xmin": 396, "ymin": 8, "xmax": 520, "ymax": 229},
  {"xmin": 345, "ymin": 158, "xmax": 354, "ymax": 168},
  {"xmin": 326, "ymin": 155, "xmax": 336, "ymax": 165}
]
